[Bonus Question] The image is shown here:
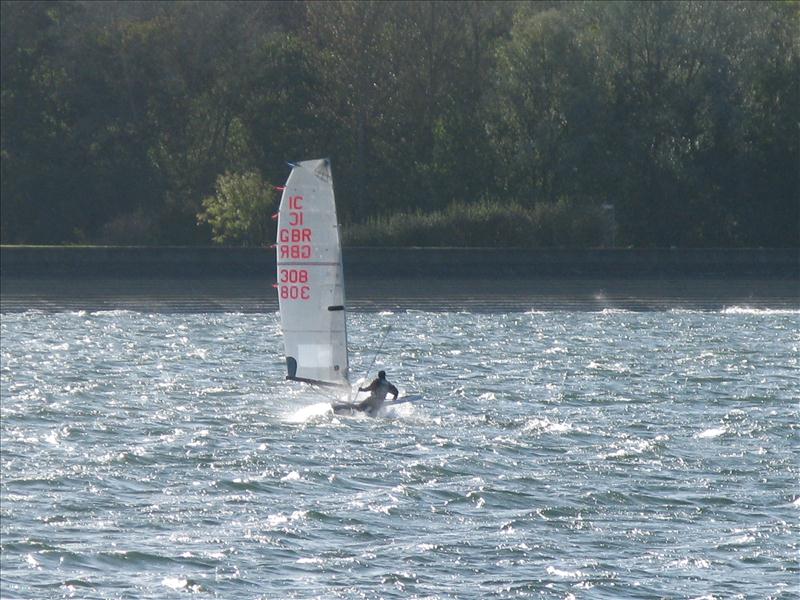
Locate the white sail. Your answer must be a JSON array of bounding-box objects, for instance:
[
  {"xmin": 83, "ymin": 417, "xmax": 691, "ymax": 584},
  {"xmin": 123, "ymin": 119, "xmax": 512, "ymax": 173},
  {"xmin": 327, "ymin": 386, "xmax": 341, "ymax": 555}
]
[{"xmin": 276, "ymin": 159, "xmax": 349, "ymax": 389}]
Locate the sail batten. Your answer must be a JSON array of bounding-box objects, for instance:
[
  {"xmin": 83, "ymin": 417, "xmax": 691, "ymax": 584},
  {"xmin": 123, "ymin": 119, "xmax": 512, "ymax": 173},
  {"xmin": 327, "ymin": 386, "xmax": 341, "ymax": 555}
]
[{"xmin": 276, "ymin": 159, "xmax": 349, "ymax": 389}]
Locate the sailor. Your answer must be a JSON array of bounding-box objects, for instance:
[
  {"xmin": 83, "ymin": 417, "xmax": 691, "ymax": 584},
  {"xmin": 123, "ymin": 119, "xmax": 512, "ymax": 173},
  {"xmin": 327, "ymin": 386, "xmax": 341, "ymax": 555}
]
[{"xmin": 355, "ymin": 370, "xmax": 399, "ymax": 416}]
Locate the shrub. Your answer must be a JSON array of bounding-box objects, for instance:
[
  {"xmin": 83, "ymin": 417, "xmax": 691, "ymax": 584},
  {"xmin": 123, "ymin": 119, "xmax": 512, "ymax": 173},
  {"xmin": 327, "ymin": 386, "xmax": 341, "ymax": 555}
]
[
  {"xmin": 197, "ymin": 171, "xmax": 276, "ymax": 246},
  {"xmin": 343, "ymin": 198, "xmax": 606, "ymax": 247},
  {"xmin": 98, "ymin": 209, "xmax": 160, "ymax": 245}
]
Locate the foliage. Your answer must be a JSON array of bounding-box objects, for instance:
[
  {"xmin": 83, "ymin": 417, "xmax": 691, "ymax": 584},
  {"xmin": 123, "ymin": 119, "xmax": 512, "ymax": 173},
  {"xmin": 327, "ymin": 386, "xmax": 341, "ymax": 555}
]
[
  {"xmin": 1, "ymin": 0, "xmax": 797, "ymax": 247},
  {"xmin": 98, "ymin": 208, "xmax": 160, "ymax": 245},
  {"xmin": 343, "ymin": 198, "xmax": 606, "ymax": 247},
  {"xmin": 197, "ymin": 171, "xmax": 276, "ymax": 246}
]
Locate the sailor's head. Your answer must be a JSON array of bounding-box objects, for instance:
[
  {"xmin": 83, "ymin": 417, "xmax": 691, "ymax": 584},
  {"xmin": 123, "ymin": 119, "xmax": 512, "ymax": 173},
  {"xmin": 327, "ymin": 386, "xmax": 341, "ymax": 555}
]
[{"xmin": 378, "ymin": 370, "xmax": 386, "ymax": 379}]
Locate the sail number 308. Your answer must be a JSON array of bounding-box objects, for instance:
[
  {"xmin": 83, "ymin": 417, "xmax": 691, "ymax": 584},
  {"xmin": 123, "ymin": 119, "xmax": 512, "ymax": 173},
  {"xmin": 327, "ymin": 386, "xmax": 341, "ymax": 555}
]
[{"xmin": 279, "ymin": 269, "xmax": 309, "ymax": 300}]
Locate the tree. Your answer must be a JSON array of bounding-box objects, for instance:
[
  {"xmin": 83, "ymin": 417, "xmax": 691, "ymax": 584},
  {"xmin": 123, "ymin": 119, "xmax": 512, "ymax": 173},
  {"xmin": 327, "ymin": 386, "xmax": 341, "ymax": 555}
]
[
  {"xmin": 493, "ymin": 5, "xmax": 605, "ymax": 207},
  {"xmin": 197, "ymin": 170, "xmax": 276, "ymax": 246},
  {"xmin": 239, "ymin": 32, "xmax": 329, "ymax": 187},
  {"xmin": 2, "ymin": 1, "xmax": 797, "ymax": 247},
  {"xmin": 732, "ymin": 1, "xmax": 799, "ymax": 246},
  {"xmin": 1, "ymin": 1, "xmax": 82, "ymax": 242},
  {"xmin": 593, "ymin": 0, "xmax": 799, "ymax": 246}
]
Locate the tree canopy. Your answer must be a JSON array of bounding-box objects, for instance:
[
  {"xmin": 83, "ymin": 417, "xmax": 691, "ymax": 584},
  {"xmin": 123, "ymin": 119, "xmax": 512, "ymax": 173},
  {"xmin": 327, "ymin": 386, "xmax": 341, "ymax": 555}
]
[{"xmin": 1, "ymin": 0, "xmax": 797, "ymax": 247}]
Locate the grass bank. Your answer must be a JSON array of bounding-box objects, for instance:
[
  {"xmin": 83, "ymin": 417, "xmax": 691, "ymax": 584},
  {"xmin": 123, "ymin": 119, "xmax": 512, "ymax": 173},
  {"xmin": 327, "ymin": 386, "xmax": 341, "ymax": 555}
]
[{"xmin": 342, "ymin": 199, "xmax": 608, "ymax": 247}]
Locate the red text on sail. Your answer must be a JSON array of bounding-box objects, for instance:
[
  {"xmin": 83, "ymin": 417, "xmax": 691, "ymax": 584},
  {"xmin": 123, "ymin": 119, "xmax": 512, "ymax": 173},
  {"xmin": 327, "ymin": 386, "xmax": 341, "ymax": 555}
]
[{"xmin": 278, "ymin": 194, "xmax": 311, "ymax": 300}]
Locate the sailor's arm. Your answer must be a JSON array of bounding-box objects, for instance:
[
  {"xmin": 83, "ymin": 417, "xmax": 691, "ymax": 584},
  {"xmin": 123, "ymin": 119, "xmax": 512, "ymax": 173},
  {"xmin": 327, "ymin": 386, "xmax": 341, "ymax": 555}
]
[
  {"xmin": 389, "ymin": 384, "xmax": 399, "ymax": 401},
  {"xmin": 358, "ymin": 379, "xmax": 378, "ymax": 393}
]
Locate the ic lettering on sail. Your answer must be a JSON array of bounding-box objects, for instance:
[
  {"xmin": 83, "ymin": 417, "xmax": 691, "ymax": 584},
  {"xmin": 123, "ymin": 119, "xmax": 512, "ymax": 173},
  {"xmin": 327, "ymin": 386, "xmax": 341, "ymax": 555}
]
[{"xmin": 288, "ymin": 194, "xmax": 304, "ymax": 227}]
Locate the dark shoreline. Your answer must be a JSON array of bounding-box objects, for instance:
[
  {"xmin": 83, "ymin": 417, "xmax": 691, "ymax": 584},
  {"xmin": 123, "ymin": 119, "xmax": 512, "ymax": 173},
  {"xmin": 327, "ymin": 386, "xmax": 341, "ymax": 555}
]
[
  {"xmin": 1, "ymin": 246, "xmax": 798, "ymax": 278},
  {"xmin": 1, "ymin": 247, "xmax": 797, "ymax": 312}
]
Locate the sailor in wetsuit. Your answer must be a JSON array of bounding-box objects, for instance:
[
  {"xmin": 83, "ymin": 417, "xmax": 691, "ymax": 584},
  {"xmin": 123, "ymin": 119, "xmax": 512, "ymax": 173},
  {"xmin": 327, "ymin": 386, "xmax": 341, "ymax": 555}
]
[{"xmin": 354, "ymin": 370, "xmax": 399, "ymax": 416}]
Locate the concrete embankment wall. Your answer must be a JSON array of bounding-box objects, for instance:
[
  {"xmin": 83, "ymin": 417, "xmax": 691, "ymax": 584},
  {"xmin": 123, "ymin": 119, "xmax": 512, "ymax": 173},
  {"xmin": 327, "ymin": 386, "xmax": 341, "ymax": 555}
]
[{"xmin": 1, "ymin": 246, "xmax": 798, "ymax": 279}]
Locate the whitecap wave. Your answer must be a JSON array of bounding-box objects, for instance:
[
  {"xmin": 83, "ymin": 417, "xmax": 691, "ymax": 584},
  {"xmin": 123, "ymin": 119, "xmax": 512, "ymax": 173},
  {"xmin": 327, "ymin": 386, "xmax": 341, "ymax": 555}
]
[
  {"xmin": 266, "ymin": 510, "xmax": 307, "ymax": 528},
  {"xmin": 599, "ymin": 308, "xmax": 634, "ymax": 314},
  {"xmin": 162, "ymin": 577, "xmax": 203, "ymax": 592},
  {"xmin": 88, "ymin": 309, "xmax": 137, "ymax": 317},
  {"xmin": 281, "ymin": 471, "xmax": 302, "ymax": 482},
  {"xmin": 668, "ymin": 557, "xmax": 711, "ymax": 569},
  {"xmin": 546, "ymin": 565, "xmax": 584, "ymax": 578},
  {"xmin": 601, "ymin": 437, "xmax": 660, "ymax": 459},
  {"xmin": 523, "ymin": 417, "xmax": 572, "ymax": 434},
  {"xmin": 721, "ymin": 307, "xmax": 800, "ymax": 315},
  {"xmin": 162, "ymin": 577, "xmax": 188, "ymax": 591},
  {"xmin": 696, "ymin": 426, "xmax": 727, "ymax": 439}
]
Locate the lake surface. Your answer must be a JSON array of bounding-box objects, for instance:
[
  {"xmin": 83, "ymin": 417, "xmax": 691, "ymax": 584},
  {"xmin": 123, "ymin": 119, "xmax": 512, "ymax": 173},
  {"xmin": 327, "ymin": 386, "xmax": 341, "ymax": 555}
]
[{"xmin": 1, "ymin": 308, "xmax": 798, "ymax": 599}]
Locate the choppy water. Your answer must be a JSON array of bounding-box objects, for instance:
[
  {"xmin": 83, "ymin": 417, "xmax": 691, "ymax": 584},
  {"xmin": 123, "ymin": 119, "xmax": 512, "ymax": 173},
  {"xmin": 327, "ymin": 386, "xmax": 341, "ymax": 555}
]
[{"xmin": 1, "ymin": 308, "xmax": 798, "ymax": 599}]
